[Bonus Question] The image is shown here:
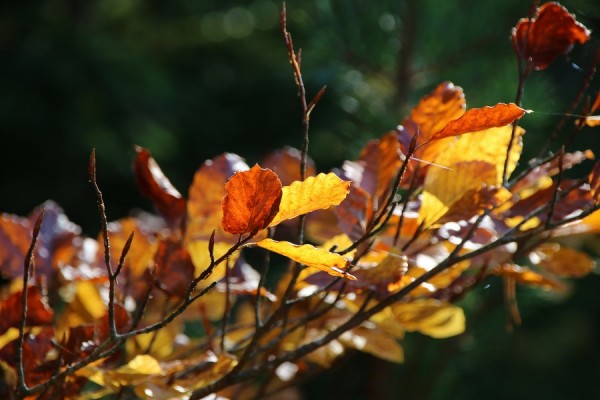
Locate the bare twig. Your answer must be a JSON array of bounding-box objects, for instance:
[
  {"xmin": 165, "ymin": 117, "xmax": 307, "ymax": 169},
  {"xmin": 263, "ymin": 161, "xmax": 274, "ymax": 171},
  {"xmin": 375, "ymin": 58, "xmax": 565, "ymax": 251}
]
[{"xmin": 16, "ymin": 209, "xmax": 45, "ymax": 397}]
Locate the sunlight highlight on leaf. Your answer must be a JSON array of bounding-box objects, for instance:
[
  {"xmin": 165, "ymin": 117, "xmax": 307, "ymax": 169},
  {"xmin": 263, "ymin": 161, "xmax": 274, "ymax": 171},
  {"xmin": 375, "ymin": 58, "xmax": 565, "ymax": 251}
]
[
  {"xmin": 269, "ymin": 173, "xmax": 350, "ymax": 227},
  {"xmin": 222, "ymin": 165, "xmax": 283, "ymax": 235},
  {"xmin": 256, "ymin": 238, "xmax": 356, "ymax": 280}
]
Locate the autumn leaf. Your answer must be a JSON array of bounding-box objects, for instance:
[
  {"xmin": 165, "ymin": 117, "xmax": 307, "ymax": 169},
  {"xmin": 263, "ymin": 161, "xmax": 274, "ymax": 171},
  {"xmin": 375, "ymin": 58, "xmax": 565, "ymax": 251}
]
[
  {"xmin": 154, "ymin": 238, "xmax": 195, "ymax": 298},
  {"xmin": 493, "ymin": 264, "xmax": 566, "ymax": 291},
  {"xmin": 419, "ymin": 125, "xmax": 523, "ymax": 226},
  {"xmin": 397, "ymin": 81, "xmax": 465, "ymax": 166},
  {"xmin": 530, "ymin": 243, "xmax": 596, "ymax": 278},
  {"xmin": 133, "ymin": 146, "xmax": 186, "ymax": 228},
  {"xmin": 339, "ymin": 326, "xmax": 404, "ymax": 363},
  {"xmin": 341, "ymin": 133, "xmax": 403, "ymax": 202},
  {"xmin": 268, "ymin": 173, "xmax": 350, "ymax": 227},
  {"xmin": 0, "ymin": 286, "xmax": 54, "ymax": 335},
  {"xmin": 256, "ymin": 238, "xmax": 356, "ymax": 280},
  {"xmin": 261, "ymin": 146, "xmax": 316, "ymax": 186},
  {"xmin": 512, "ymin": 2, "xmax": 590, "ymax": 71},
  {"xmin": 391, "ymin": 300, "xmax": 465, "ymax": 339},
  {"xmin": 221, "ymin": 164, "xmax": 283, "ymax": 235},
  {"xmin": 431, "ymin": 103, "xmax": 526, "ymax": 140}
]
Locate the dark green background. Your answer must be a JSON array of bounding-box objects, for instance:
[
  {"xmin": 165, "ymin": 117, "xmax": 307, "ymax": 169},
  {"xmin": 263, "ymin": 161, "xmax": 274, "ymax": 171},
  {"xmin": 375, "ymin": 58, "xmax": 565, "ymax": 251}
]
[{"xmin": 1, "ymin": 0, "xmax": 600, "ymax": 398}]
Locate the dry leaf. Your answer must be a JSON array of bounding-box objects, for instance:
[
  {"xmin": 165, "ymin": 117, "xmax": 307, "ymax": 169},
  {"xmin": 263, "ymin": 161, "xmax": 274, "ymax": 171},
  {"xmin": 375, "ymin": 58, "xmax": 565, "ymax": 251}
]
[
  {"xmin": 133, "ymin": 146, "xmax": 186, "ymax": 228},
  {"xmin": 222, "ymin": 165, "xmax": 282, "ymax": 235},
  {"xmin": 530, "ymin": 243, "xmax": 596, "ymax": 278},
  {"xmin": 269, "ymin": 173, "xmax": 350, "ymax": 227},
  {"xmin": 256, "ymin": 238, "xmax": 356, "ymax": 280},
  {"xmin": 512, "ymin": 2, "xmax": 590, "ymax": 70},
  {"xmin": 432, "ymin": 103, "xmax": 525, "ymax": 140}
]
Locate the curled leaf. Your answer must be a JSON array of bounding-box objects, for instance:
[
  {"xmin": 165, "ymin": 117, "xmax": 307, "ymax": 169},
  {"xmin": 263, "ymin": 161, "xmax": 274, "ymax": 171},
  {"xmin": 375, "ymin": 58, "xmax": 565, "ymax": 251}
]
[
  {"xmin": 512, "ymin": 2, "xmax": 590, "ymax": 71},
  {"xmin": 269, "ymin": 173, "xmax": 350, "ymax": 227},
  {"xmin": 256, "ymin": 238, "xmax": 356, "ymax": 280},
  {"xmin": 221, "ymin": 165, "xmax": 283, "ymax": 235},
  {"xmin": 133, "ymin": 146, "xmax": 186, "ymax": 227}
]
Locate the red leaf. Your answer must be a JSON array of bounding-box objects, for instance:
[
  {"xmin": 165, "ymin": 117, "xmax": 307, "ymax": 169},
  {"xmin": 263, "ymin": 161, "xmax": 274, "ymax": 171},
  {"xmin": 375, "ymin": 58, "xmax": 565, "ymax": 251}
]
[
  {"xmin": 133, "ymin": 146, "xmax": 186, "ymax": 228},
  {"xmin": 0, "ymin": 285, "xmax": 54, "ymax": 335},
  {"xmin": 512, "ymin": 2, "xmax": 590, "ymax": 71},
  {"xmin": 221, "ymin": 165, "xmax": 283, "ymax": 235},
  {"xmin": 0, "ymin": 213, "xmax": 32, "ymax": 279},
  {"xmin": 432, "ymin": 103, "xmax": 526, "ymax": 140},
  {"xmin": 0, "ymin": 327, "xmax": 57, "ymax": 388},
  {"xmin": 154, "ymin": 239, "xmax": 195, "ymax": 298}
]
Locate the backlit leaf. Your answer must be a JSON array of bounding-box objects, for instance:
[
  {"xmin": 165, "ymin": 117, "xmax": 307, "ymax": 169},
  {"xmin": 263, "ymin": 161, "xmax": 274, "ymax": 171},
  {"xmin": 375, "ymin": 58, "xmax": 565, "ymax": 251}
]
[
  {"xmin": 256, "ymin": 238, "xmax": 356, "ymax": 280},
  {"xmin": 221, "ymin": 165, "xmax": 282, "ymax": 235},
  {"xmin": 585, "ymin": 115, "xmax": 600, "ymax": 127},
  {"xmin": 391, "ymin": 300, "xmax": 465, "ymax": 338},
  {"xmin": 261, "ymin": 147, "xmax": 316, "ymax": 186},
  {"xmin": 341, "ymin": 133, "xmax": 403, "ymax": 203},
  {"xmin": 0, "ymin": 213, "xmax": 32, "ymax": 279},
  {"xmin": 397, "ymin": 81, "xmax": 465, "ymax": 166},
  {"xmin": 530, "ymin": 243, "xmax": 596, "ymax": 278},
  {"xmin": 133, "ymin": 147, "xmax": 186, "ymax": 228},
  {"xmin": 432, "ymin": 103, "xmax": 525, "ymax": 140},
  {"xmin": 154, "ymin": 239, "xmax": 195, "ymax": 298},
  {"xmin": 493, "ymin": 264, "xmax": 567, "ymax": 291},
  {"xmin": 0, "ymin": 286, "xmax": 54, "ymax": 335},
  {"xmin": 339, "ymin": 326, "xmax": 404, "ymax": 363},
  {"xmin": 269, "ymin": 173, "xmax": 350, "ymax": 227},
  {"xmin": 512, "ymin": 2, "xmax": 590, "ymax": 71},
  {"xmin": 420, "ymin": 125, "xmax": 523, "ymax": 225}
]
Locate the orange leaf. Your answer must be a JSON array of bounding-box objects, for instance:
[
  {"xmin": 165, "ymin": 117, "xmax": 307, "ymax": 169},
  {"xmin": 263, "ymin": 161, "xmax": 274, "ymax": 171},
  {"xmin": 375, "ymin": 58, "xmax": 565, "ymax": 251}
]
[
  {"xmin": 432, "ymin": 103, "xmax": 525, "ymax": 140},
  {"xmin": 269, "ymin": 173, "xmax": 350, "ymax": 227},
  {"xmin": 398, "ymin": 82, "xmax": 465, "ymax": 165},
  {"xmin": 512, "ymin": 2, "xmax": 590, "ymax": 71},
  {"xmin": 585, "ymin": 115, "xmax": 600, "ymax": 127},
  {"xmin": 133, "ymin": 146, "xmax": 186, "ymax": 228},
  {"xmin": 493, "ymin": 264, "xmax": 566, "ymax": 291},
  {"xmin": 256, "ymin": 238, "xmax": 356, "ymax": 280},
  {"xmin": 221, "ymin": 165, "xmax": 282, "ymax": 235},
  {"xmin": 530, "ymin": 243, "xmax": 596, "ymax": 278}
]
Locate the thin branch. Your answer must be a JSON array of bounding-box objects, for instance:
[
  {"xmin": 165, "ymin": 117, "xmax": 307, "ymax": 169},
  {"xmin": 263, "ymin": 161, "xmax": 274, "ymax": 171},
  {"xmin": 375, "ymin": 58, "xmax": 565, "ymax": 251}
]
[
  {"xmin": 16, "ymin": 209, "xmax": 45, "ymax": 397},
  {"xmin": 89, "ymin": 150, "xmax": 118, "ymax": 339}
]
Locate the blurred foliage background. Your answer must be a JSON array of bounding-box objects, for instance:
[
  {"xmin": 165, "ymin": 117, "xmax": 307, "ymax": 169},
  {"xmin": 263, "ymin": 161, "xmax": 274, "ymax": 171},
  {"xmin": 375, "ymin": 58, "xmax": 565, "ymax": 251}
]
[{"xmin": 1, "ymin": 0, "xmax": 600, "ymax": 398}]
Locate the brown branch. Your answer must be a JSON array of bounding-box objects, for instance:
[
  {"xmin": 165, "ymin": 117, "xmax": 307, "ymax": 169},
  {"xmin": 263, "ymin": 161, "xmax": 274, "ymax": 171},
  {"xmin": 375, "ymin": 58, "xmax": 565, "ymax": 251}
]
[{"xmin": 16, "ymin": 209, "xmax": 45, "ymax": 397}]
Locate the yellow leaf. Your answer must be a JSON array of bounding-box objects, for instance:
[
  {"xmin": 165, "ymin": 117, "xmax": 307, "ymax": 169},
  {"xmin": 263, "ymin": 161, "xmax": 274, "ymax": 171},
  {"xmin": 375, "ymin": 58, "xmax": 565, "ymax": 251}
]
[
  {"xmin": 256, "ymin": 238, "xmax": 356, "ymax": 280},
  {"xmin": 419, "ymin": 125, "xmax": 523, "ymax": 226},
  {"xmin": 585, "ymin": 115, "xmax": 600, "ymax": 127},
  {"xmin": 186, "ymin": 240, "xmax": 239, "ymax": 288},
  {"xmin": 531, "ymin": 243, "xmax": 596, "ymax": 278},
  {"xmin": 492, "ymin": 264, "xmax": 567, "ymax": 291},
  {"xmin": 391, "ymin": 299, "xmax": 465, "ymax": 338},
  {"xmin": 339, "ymin": 326, "xmax": 404, "ymax": 363},
  {"xmin": 269, "ymin": 173, "xmax": 350, "ymax": 227}
]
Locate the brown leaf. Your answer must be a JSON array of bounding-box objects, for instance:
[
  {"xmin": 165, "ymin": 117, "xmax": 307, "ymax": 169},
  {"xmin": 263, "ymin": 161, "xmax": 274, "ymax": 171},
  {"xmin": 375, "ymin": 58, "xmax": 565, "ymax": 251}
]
[
  {"xmin": 397, "ymin": 82, "xmax": 465, "ymax": 167},
  {"xmin": 154, "ymin": 238, "xmax": 195, "ymax": 297},
  {"xmin": 0, "ymin": 327, "xmax": 56, "ymax": 388},
  {"xmin": 221, "ymin": 165, "xmax": 283, "ymax": 235},
  {"xmin": 0, "ymin": 286, "xmax": 54, "ymax": 335},
  {"xmin": 0, "ymin": 213, "xmax": 32, "ymax": 279},
  {"xmin": 341, "ymin": 133, "xmax": 403, "ymax": 203},
  {"xmin": 493, "ymin": 264, "xmax": 566, "ymax": 291},
  {"xmin": 432, "ymin": 103, "xmax": 526, "ymax": 140},
  {"xmin": 133, "ymin": 146, "xmax": 186, "ymax": 228},
  {"xmin": 186, "ymin": 153, "xmax": 249, "ymax": 244},
  {"xmin": 531, "ymin": 243, "xmax": 596, "ymax": 278},
  {"xmin": 261, "ymin": 147, "xmax": 316, "ymax": 186},
  {"xmin": 512, "ymin": 2, "xmax": 590, "ymax": 71},
  {"xmin": 334, "ymin": 184, "xmax": 373, "ymax": 241}
]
